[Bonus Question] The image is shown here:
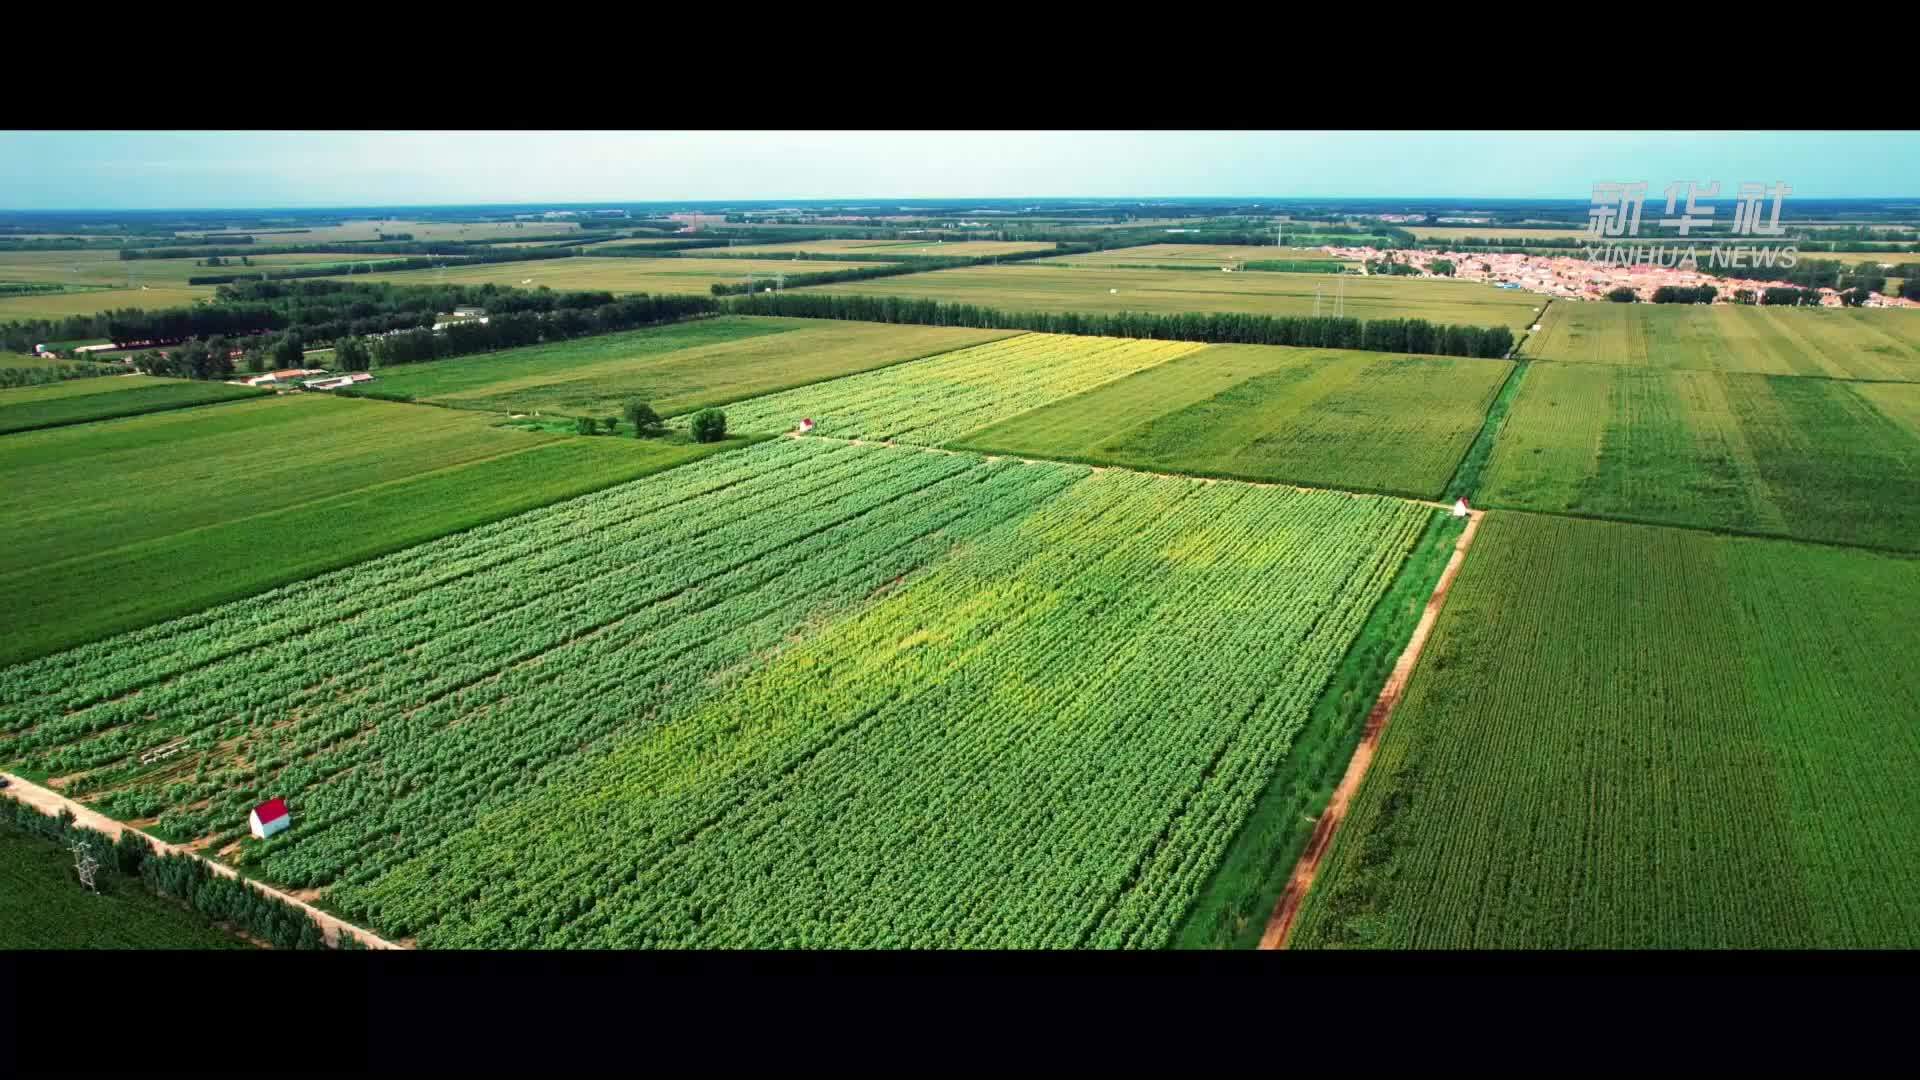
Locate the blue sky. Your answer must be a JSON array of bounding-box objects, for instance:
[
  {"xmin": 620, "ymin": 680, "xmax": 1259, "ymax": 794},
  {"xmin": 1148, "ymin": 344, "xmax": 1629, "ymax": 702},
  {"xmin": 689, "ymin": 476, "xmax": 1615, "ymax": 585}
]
[{"xmin": 2, "ymin": 131, "xmax": 1916, "ymax": 209}]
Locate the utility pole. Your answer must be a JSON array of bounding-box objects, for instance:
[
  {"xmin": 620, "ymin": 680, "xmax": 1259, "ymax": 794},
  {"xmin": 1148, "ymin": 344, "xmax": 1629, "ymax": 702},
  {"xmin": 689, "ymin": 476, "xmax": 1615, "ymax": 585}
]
[{"xmin": 70, "ymin": 839, "xmax": 100, "ymax": 894}]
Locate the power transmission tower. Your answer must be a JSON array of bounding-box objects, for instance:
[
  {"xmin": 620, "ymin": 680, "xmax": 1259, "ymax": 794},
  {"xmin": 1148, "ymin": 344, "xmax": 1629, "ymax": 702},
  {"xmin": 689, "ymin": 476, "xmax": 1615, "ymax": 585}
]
[{"xmin": 69, "ymin": 839, "xmax": 101, "ymax": 894}]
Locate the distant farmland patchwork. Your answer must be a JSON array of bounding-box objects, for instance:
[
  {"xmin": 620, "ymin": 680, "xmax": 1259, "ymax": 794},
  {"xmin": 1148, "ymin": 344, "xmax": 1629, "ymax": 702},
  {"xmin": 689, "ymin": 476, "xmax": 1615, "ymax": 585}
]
[
  {"xmin": 363, "ymin": 316, "xmax": 1016, "ymax": 418},
  {"xmin": 0, "ymin": 394, "xmax": 751, "ymax": 663},
  {"xmin": 0, "ymin": 285, "xmax": 212, "ymax": 321},
  {"xmin": 0, "ymin": 439, "xmax": 1434, "ymax": 948},
  {"xmin": 5, "ymin": 218, "xmax": 1920, "ymax": 955},
  {"xmin": 1526, "ymin": 301, "xmax": 1920, "ymax": 380},
  {"xmin": 793, "ymin": 264, "xmax": 1545, "ymax": 330},
  {"xmin": 708, "ymin": 333, "xmax": 1205, "ymax": 444},
  {"xmin": 1292, "ymin": 512, "xmax": 1920, "ymax": 949},
  {"xmin": 338, "ymin": 256, "xmax": 891, "ymax": 295},
  {"xmin": 1036, "ymin": 244, "xmax": 1356, "ymax": 268},
  {"xmin": 956, "ymin": 344, "xmax": 1512, "ymax": 498},
  {"xmin": 1480, "ymin": 362, "xmax": 1920, "ymax": 550}
]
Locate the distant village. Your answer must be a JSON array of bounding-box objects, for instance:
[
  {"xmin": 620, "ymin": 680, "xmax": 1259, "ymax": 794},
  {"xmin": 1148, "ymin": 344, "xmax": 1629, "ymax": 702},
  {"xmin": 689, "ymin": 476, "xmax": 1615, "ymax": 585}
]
[{"xmin": 1322, "ymin": 245, "xmax": 1920, "ymax": 309}]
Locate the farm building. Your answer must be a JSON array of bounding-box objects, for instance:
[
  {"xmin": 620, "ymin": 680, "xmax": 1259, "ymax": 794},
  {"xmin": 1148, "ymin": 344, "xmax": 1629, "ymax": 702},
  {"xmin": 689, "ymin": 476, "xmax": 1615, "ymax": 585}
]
[
  {"xmin": 247, "ymin": 368, "xmax": 326, "ymax": 387},
  {"xmin": 303, "ymin": 373, "xmax": 375, "ymax": 391},
  {"xmin": 249, "ymin": 798, "xmax": 291, "ymax": 839}
]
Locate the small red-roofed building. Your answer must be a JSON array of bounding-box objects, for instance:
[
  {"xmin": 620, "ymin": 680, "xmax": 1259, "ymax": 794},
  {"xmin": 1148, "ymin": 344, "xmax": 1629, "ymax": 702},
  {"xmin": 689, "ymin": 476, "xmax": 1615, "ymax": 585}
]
[{"xmin": 250, "ymin": 797, "xmax": 291, "ymax": 840}]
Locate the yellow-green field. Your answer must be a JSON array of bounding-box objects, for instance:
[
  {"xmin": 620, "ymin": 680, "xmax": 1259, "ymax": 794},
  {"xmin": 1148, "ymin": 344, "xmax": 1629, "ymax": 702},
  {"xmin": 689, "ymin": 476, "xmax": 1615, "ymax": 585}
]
[
  {"xmin": 364, "ymin": 316, "xmax": 1016, "ymax": 418},
  {"xmin": 1035, "ymin": 243, "xmax": 1353, "ymax": 267},
  {"xmin": 0, "ymin": 285, "xmax": 213, "ymax": 322},
  {"xmin": 336, "ymin": 256, "xmax": 891, "ymax": 295},
  {"xmin": 1527, "ymin": 301, "xmax": 1920, "ymax": 379},
  {"xmin": 793, "ymin": 263, "xmax": 1546, "ymax": 330}
]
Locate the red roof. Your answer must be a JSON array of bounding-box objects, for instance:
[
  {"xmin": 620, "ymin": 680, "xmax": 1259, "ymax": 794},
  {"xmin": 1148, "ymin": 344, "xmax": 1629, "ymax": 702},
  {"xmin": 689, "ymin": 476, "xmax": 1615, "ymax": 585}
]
[{"xmin": 253, "ymin": 797, "xmax": 289, "ymax": 823}]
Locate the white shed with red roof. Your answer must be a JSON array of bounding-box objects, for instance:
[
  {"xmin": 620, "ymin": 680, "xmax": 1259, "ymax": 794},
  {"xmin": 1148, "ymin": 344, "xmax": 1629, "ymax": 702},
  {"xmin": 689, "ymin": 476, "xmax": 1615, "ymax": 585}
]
[{"xmin": 249, "ymin": 797, "xmax": 291, "ymax": 840}]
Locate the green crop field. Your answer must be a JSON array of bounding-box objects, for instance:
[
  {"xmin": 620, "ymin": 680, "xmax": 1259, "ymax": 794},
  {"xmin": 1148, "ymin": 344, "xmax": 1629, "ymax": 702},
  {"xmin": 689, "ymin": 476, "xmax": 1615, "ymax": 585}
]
[
  {"xmin": 0, "ymin": 375, "xmax": 266, "ymax": 434},
  {"xmin": 0, "ymin": 818, "xmax": 252, "ymax": 949},
  {"xmin": 0, "ymin": 285, "xmax": 213, "ymax": 322},
  {"xmin": 793, "ymin": 264, "xmax": 1545, "ymax": 331},
  {"xmin": 337, "ymin": 256, "xmax": 891, "ymax": 295},
  {"xmin": 363, "ymin": 315, "xmax": 1015, "ymax": 418},
  {"xmin": 1290, "ymin": 511, "xmax": 1920, "ymax": 949},
  {"xmin": 0, "ymin": 394, "xmax": 754, "ymax": 664},
  {"xmin": 709, "ymin": 333, "xmax": 1204, "ymax": 444},
  {"xmin": 1526, "ymin": 301, "xmax": 1920, "ymax": 379},
  {"xmin": 1478, "ymin": 362, "xmax": 1920, "ymax": 550},
  {"xmin": 1037, "ymin": 243, "xmax": 1356, "ymax": 268},
  {"xmin": 0, "ymin": 438, "xmax": 1433, "ymax": 948},
  {"xmin": 955, "ymin": 344, "xmax": 1513, "ymax": 498}
]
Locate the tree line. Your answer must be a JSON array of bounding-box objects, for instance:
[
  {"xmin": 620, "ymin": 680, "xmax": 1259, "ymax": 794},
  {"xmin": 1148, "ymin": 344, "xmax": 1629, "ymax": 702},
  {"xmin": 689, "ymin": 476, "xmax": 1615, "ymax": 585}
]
[
  {"xmin": 0, "ymin": 279, "xmax": 658, "ymax": 357},
  {"xmin": 725, "ymin": 292, "xmax": 1515, "ymax": 358},
  {"xmin": 354, "ymin": 293, "xmax": 716, "ymax": 369},
  {"xmin": 1695, "ymin": 257, "xmax": 1915, "ymax": 294},
  {"xmin": 0, "ymin": 360, "xmax": 120, "ymax": 389},
  {"xmin": 0, "ymin": 797, "xmax": 362, "ymax": 950}
]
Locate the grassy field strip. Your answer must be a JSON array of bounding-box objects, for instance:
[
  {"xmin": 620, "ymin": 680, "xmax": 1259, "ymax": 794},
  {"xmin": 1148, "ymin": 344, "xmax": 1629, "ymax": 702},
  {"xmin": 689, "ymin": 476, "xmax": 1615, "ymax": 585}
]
[
  {"xmin": 707, "ymin": 333, "xmax": 1207, "ymax": 445},
  {"xmin": 0, "ymin": 393, "xmax": 760, "ymax": 664},
  {"xmin": 789, "ymin": 432, "xmax": 1462, "ymax": 511},
  {"xmin": 793, "ymin": 263, "xmax": 1546, "ymax": 331},
  {"xmin": 0, "ymin": 376, "xmax": 268, "ymax": 435},
  {"xmin": 1260, "ymin": 510, "xmax": 1483, "ymax": 948},
  {"xmin": 1288, "ymin": 512, "xmax": 1920, "ymax": 948},
  {"xmin": 952, "ymin": 345, "xmax": 1512, "ymax": 500},
  {"xmin": 363, "ymin": 316, "xmax": 1018, "ymax": 419},
  {"xmin": 0, "ymin": 284, "xmax": 212, "ymax": 321},
  {"xmin": 1480, "ymin": 363, "xmax": 1920, "ymax": 551},
  {"xmin": 1527, "ymin": 302, "xmax": 1920, "ymax": 381},
  {"xmin": 1, "ymin": 775, "xmax": 399, "ymax": 948},
  {"xmin": 334, "ymin": 256, "xmax": 892, "ymax": 295}
]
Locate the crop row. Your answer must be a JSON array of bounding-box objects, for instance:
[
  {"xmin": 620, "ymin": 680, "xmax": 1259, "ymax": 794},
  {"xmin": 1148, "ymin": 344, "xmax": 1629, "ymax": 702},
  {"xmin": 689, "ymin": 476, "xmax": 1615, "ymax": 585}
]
[
  {"xmin": 702, "ymin": 332, "xmax": 1203, "ymax": 445},
  {"xmin": 333, "ymin": 464, "xmax": 1430, "ymax": 947}
]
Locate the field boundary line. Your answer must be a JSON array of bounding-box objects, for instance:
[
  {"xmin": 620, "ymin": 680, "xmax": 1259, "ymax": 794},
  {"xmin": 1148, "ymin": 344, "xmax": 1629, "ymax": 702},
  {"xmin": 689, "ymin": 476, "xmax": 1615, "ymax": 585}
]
[
  {"xmin": 0, "ymin": 772, "xmax": 405, "ymax": 950},
  {"xmin": 1257, "ymin": 509, "xmax": 1485, "ymax": 950},
  {"xmin": 785, "ymin": 432, "xmax": 1461, "ymax": 512}
]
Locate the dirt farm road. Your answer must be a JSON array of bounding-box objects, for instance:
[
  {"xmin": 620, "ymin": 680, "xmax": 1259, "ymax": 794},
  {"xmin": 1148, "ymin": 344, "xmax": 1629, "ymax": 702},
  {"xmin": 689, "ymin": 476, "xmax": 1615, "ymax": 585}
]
[
  {"xmin": 1258, "ymin": 509, "xmax": 1485, "ymax": 949},
  {"xmin": 2, "ymin": 772, "xmax": 403, "ymax": 950}
]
